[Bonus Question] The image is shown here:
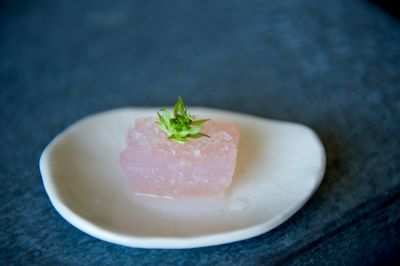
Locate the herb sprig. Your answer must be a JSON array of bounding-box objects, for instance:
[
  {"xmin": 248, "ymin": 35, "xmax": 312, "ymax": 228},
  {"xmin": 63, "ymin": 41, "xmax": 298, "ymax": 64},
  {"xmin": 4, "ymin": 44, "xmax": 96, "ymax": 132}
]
[{"xmin": 156, "ymin": 97, "xmax": 210, "ymax": 144}]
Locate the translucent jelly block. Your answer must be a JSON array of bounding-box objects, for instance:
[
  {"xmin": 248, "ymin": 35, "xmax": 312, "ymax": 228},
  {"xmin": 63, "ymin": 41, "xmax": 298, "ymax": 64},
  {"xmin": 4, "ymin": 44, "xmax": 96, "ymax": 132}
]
[{"xmin": 119, "ymin": 118, "xmax": 240, "ymax": 197}]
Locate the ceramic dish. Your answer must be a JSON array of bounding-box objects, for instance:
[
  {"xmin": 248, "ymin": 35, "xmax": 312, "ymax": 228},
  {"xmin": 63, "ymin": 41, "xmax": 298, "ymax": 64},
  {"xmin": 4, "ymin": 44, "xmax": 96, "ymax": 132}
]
[{"xmin": 39, "ymin": 108, "xmax": 325, "ymax": 249}]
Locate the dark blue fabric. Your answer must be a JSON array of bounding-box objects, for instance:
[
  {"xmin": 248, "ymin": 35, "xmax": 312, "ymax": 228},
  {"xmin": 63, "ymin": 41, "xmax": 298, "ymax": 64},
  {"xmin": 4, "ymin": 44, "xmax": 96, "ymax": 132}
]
[{"xmin": 1, "ymin": 0, "xmax": 399, "ymax": 265}]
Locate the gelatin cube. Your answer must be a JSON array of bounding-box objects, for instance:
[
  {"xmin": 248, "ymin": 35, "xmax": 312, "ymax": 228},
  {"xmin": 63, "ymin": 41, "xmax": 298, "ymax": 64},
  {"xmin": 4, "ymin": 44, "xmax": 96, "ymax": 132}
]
[{"xmin": 119, "ymin": 118, "xmax": 239, "ymax": 196}]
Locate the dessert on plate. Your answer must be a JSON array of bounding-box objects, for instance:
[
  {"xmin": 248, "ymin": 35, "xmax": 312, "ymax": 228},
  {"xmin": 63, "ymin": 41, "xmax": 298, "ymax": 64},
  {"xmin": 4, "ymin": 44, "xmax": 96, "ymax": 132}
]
[{"xmin": 119, "ymin": 97, "xmax": 239, "ymax": 197}]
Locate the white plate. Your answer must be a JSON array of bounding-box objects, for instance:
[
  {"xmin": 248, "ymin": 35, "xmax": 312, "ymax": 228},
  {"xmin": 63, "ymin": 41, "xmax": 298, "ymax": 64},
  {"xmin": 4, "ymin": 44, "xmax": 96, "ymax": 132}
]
[{"xmin": 39, "ymin": 108, "xmax": 325, "ymax": 249}]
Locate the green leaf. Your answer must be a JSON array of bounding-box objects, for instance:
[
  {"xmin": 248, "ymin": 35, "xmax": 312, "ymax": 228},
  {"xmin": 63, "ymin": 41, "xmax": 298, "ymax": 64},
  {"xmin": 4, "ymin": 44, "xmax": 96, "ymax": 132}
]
[
  {"xmin": 173, "ymin": 96, "xmax": 185, "ymax": 117},
  {"xmin": 191, "ymin": 119, "xmax": 209, "ymax": 126},
  {"xmin": 173, "ymin": 98, "xmax": 179, "ymax": 117},
  {"xmin": 190, "ymin": 133, "xmax": 211, "ymax": 139},
  {"xmin": 156, "ymin": 97, "xmax": 211, "ymax": 144},
  {"xmin": 161, "ymin": 109, "xmax": 171, "ymax": 128},
  {"xmin": 157, "ymin": 112, "xmax": 165, "ymax": 124},
  {"xmin": 168, "ymin": 135, "xmax": 188, "ymax": 144},
  {"xmin": 188, "ymin": 125, "xmax": 202, "ymax": 134},
  {"xmin": 178, "ymin": 96, "xmax": 185, "ymax": 114}
]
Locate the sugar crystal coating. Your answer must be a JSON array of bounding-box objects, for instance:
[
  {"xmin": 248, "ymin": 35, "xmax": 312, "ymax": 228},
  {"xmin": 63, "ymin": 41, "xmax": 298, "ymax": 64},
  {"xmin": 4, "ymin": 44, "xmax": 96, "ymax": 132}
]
[{"xmin": 119, "ymin": 118, "xmax": 240, "ymax": 197}]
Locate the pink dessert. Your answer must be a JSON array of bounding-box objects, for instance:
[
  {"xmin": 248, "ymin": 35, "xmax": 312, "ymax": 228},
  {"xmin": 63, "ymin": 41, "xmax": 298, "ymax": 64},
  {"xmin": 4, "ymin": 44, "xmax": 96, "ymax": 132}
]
[{"xmin": 119, "ymin": 118, "xmax": 240, "ymax": 197}]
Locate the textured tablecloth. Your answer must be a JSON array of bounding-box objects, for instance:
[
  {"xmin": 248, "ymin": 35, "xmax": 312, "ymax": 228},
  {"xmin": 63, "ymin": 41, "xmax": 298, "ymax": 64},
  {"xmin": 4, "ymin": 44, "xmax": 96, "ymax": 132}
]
[{"xmin": 1, "ymin": 0, "xmax": 399, "ymax": 265}]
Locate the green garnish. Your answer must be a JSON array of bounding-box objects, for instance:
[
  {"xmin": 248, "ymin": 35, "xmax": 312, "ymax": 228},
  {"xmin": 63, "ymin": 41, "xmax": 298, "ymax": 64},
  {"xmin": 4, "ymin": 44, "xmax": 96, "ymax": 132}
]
[{"xmin": 156, "ymin": 96, "xmax": 210, "ymax": 144}]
